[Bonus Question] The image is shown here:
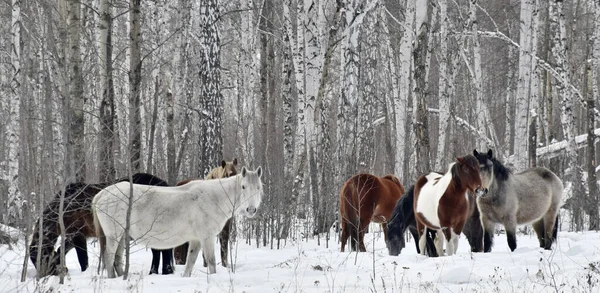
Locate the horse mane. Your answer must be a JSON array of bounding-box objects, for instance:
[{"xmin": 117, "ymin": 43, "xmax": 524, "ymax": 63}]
[{"xmin": 490, "ymin": 157, "xmax": 511, "ymax": 182}]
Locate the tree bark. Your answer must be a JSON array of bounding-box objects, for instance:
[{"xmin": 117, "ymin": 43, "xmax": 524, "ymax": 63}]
[
  {"xmin": 5, "ymin": 0, "xmax": 22, "ymax": 226},
  {"xmin": 129, "ymin": 0, "xmax": 143, "ymax": 172},
  {"xmin": 98, "ymin": 0, "xmax": 115, "ymax": 182},
  {"xmin": 514, "ymin": 0, "xmax": 536, "ymax": 170},
  {"xmin": 68, "ymin": 0, "xmax": 86, "ymax": 181},
  {"xmin": 395, "ymin": 0, "xmax": 415, "ymax": 180},
  {"xmin": 589, "ymin": 0, "xmax": 600, "ymax": 230},
  {"xmin": 412, "ymin": 0, "xmax": 432, "ymax": 175}
]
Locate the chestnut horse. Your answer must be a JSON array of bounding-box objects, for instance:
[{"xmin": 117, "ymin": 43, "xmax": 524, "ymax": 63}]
[
  {"xmin": 173, "ymin": 158, "xmax": 238, "ymax": 267},
  {"xmin": 29, "ymin": 173, "xmax": 173, "ymax": 277},
  {"xmin": 339, "ymin": 174, "xmax": 404, "ymax": 252},
  {"xmin": 414, "ymin": 155, "xmax": 487, "ymax": 256}
]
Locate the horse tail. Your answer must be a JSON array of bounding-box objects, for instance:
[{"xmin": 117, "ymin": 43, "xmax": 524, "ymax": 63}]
[
  {"xmin": 92, "ymin": 203, "xmax": 105, "ymax": 274},
  {"xmin": 342, "ymin": 180, "xmax": 361, "ymax": 252}
]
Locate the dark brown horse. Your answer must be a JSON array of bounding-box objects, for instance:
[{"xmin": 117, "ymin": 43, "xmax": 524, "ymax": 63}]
[
  {"xmin": 413, "ymin": 155, "xmax": 487, "ymax": 256},
  {"xmin": 339, "ymin": 174, "xmax": 405, "ymax": 252},
  {"xmin": 29, "ymin": 173, "xmax": 173, "ymax": 277},
  {"xmin": 173, "ymin": 158, "xmax": 238, "ymax": 267}
]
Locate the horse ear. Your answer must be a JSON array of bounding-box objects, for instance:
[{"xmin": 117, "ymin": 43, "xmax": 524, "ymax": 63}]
[
  {"xmin": 233, "ymin": 158, "xmax": 238, "ymax": 166},
  {"xmin": 487, "ymin": 149, "xmax": 493, "ymax": 158},
  {"xmin": 221, "ymin": 160, "xmax": 227, "ymax": 168},
  {"xmin": 256, "ymin": 166, "xmax": 262, "ymax": 178},
  {"xmin": 456, "ymin": 157, "xmax": 463, "ymax": 164},
  {"xmin": 242, "ymin": 167, "xmax": 247, "ymax": 177},
  {"xmin": 473, "ymin": 149, "xmax": 479, "ymax": 156}
]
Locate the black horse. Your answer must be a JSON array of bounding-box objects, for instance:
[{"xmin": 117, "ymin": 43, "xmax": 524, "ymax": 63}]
[
  {"xmin": 29, "ymin": 173, "xmax": 174, "ymax": 277},
  {"xmin": 386, "ymin": 184, "xmax": 483, "ymax": 256}
]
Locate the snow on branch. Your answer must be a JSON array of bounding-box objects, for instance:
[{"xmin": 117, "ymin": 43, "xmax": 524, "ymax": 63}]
[
  {"xmin": 477, "ymin": 29, "xmax": 600, "ymax": 123},
  {"xmin": 454, "ymin": 115, "xmax": 495, "ymax": 147},
  {"xmin": 537, "ymin": 128, "xmax": 600, "ymax": 159}
]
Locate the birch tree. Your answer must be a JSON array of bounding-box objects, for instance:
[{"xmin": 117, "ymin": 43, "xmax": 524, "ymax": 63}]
[
  {"xmin": 412, "ymin": 0, "xmax": 432, "ymax": 176},
  {"xmin": 589, "ymin": 0, "xmax": 600, "ymax": 230},
  {"xmin": 513, "ymin": 0, "xmax": 536, "ymax": 170},
  {"xmin": 435, "ymin": 0, "xmax": 451, "ymax": 171},
  {"xmin": 5, "ymin": 0, "xmax": 22, "ymax": 225},
  {"xmin": 551, "ymin": 0, "xmax": 583, "ymax": 230},
  {"xmin": 129, "ymin": 0, "xmax": 143, "ymax": 172},
  {"xmin": 66, "ymin": 0, "xmax": 86, "ymax": 182},
  {"xmin": 198, "ymin": 0, "xmax": 223, "ymax": 176},
  {"xmin": 98, "ymin": 0, "xmax": 115, "ymax": 182},
  {"xmin": 395, "ymin": 0, "xmax": 415, "ymax": 180}
]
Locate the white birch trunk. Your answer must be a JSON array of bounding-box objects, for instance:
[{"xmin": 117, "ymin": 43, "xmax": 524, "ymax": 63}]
[
  {"xmin": 435, "ymin": 0, "xmax": 450, "ymax": 170},
  {"xmin": 551, "ymin": 0, "xmax": 582, "ymax": 229},
  {"xmin": 514, "ymin": 0, "xmax": 535, "ymax": 170},
  {"xmin": 6, "ymin": 0, "xmax": 22, "ymax": 224},
  {"xmin": 395, "ymin": 0, "xmax": 415, "ymax": 180}
]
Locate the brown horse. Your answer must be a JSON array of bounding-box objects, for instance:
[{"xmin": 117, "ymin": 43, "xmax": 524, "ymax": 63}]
[
  {"xmin": 339, "ymin": 174, "xmax": 405, "ymax": 252},
  {"xmin": 413, "ymin": 155, "xmax": 488, "ymax": 256},
  {"xmin": 29, "ymin": 173, "xmax": 173, "ymax": 277},
  {"xmin": 173, "ymin": 158, "xmax": 238, "ymax": 267}
]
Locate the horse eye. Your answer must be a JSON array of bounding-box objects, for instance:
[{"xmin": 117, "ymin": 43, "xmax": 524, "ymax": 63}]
[{"xmin": 242, "ymin": 185, "xmax": 246, "ymax": 190}]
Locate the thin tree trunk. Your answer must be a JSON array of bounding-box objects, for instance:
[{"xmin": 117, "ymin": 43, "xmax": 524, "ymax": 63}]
[
  {"xmin": 436, "ymin": 0, "xmax": 450, "ymax": 170},
  {"xmin": 395, "ymin": 0, "xmax": 415, "ymax": 180},
  {"xmin": 129, "ymin": 0, "xmax": 143, "ymax": 172},
  {"xmin": 6, "ymin": 0, "xmax": 22, "ymax": 226},
  {"xmin": 514, "ymin": 0, "xmax": 536, "ymax": 169},
  {"xmin": 412, "ymin": 0, "xmax": 432, "ymax": 175},
  {"xmin": 98, "ymin": 0, "xmax": 115, "ymax": 182},
  {"xmin": 589, "ymin": 0, "xmax": 600, "ymax": 230},
  {"xmin": 67, "ymin": 0, "xmax": 86, "ymax": 182},
  {"xmin": 146, "ymin": 76, "xmax": 160, "ymax": 173},
  {"xmin": 166, "ymin": 74, "xmax": 177, "ymax": 185}
]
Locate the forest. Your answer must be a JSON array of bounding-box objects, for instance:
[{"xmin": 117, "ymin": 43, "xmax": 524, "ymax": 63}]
[{"xmin": 0, "ymin": 0, "xmax": 599, "ymax": 264}]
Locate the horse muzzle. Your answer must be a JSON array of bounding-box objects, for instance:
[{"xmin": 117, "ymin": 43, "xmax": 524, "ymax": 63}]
[
  {"xmin": 244, "ymin": 206, "xmax": 258, "ymax": 218},
  {"xmin": 475, "ymin": 186, "xmax": 488, "ymax": 197}
]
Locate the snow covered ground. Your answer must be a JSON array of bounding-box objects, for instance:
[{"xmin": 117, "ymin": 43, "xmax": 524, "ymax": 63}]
[{"xmin": 1, "ymin": 224, "xmax": 599, "ymax": 293}]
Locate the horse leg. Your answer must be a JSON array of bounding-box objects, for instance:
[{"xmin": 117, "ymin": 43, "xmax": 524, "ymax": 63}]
[
  {"xmin": 183, "ymin": 240, "xmax": 201, "ymax": 277},
  {"xmin": 504, "ymin": 220, "xmax": 518, "ymax": 252},
  {"xmin": 417, "ymin": 222, "xmax": 427, "ymax": 256},
  {"xmin": 103, "ymin": 236, "xmax": 119, "ymax": 278},
  {"xmin": 542, "ymin": 212, "xmax": 559, "ymax": 250},
  {"xmin": 114, "ymin": 236, "xmax": 126, "ymax": 277},
  {"xmin": 219, "ymin": 218, "xmax": 231, "ymax": 268},
  {"xmin": 162, "ymin": 249, "xmax": 174, "ymax": 275},
  {"xmin": 532, "ymin": 219, "xmax": 545, "ymax": 248},
  {"xmin": 202, "ymin": 237, "xmax": 217, "ymax": 274},
  {"xmin": 149, "ymin": 249, "xmax": 160, "ymax": 274},
  {"xmin": 436, "ymin": 229, "xmax": 446, "ymax": 256},
  {"xmin": 358, "ymin": 222, "xmax": 367, "ymax": 252},
  {"xmin": 71, "ymin": 234, "xmax": 89, "ymax": 272},
  {"xmin": 481, "ymin": 216, "xmax": 495, "ymax": 253},
  {"xmin": 340, "ymin": 221, "xmax": 349, "ymax": 252},
  {"xmin": 409, "ymin": 226, "xmax": 421, "ymax": 254},
  {"xmin": 381, "ymin": 223, "xmax": 388, "ymax": 241},
  {"xmin": 174, "ymin": 242, "xmax": 189, "ymax": 265}
]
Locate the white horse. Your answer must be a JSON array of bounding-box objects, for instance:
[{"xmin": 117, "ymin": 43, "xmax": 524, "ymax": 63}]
[{"xmin": 92, "ymin": 166, "xmax": 263, "ymax": 277}]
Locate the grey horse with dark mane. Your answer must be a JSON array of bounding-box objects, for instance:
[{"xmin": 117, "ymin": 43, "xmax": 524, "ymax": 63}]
[{"xmin": 473, "ymin": 149, "xmax": 563, "ymax": 252}]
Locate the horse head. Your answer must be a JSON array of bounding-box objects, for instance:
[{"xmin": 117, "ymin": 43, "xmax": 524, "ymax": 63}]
[
  {"xmin": 239, "ymin": 166, "xmax": 263, "ymax": 218},
  {"xmin": 221, "ymin": 158, "xmax": 238, "ymax": 177},
  {"xmin": 473, "ymin": 149, "xmax": 496, "ymax": 196},
  {"xmin": 456, "ymin": 154, "xmax": 488, "ymax": 196}
]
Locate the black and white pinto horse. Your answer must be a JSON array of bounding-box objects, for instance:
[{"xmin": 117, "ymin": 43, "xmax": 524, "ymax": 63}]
[
  {"xmin": 93, "ymin": 167, "xmax": 263, "ymax": 277},
  {"xmin": 474, "ymin": 149, "xmax": 563, "ymax": 252}
]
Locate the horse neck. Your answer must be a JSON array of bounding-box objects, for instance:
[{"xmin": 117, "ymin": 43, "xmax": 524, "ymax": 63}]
[
  {"xmin": 198, "ymin": 174, "xmax": 243, "ymax": 215},
  {"xmin": 448, "ymin": 166, "xmax": 469, "ymax": 196}
]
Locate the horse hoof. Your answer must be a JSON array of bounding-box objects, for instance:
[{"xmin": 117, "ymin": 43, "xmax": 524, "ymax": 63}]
[
  {"xmin": 149, "ymin": 268, "xmax": 158, "ymax": 275},
  {"xmin": 162, "ymin": 265, "xmax": 174, "ymax": 275}
]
